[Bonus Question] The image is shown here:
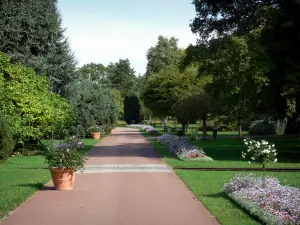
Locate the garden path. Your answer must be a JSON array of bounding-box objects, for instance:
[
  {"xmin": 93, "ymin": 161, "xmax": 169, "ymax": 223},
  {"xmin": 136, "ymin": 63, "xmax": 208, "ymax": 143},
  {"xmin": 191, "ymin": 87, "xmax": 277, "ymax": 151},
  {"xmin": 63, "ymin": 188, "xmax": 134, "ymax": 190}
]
[{"xmin": 1, "ymin": 128, "xmax": 219, "ymax": 225}]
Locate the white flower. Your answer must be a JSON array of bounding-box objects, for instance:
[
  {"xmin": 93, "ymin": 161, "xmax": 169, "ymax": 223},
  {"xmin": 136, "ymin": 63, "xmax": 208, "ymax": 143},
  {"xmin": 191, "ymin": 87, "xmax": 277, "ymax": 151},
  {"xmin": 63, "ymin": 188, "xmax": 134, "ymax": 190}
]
[
  {"xmin": 247, "ymin": 149, "xmax": 250, "ymax": 152},
  {"xmin": 274, "ymin": 153, "xmax": 277, "ymax": 156},
  {"xmin": 273, "ymin": 158, "xmax": 277, "ymax": 163},
  {"xmin": 66, "ymin": 149, "xmax": 70, "ymax": 152},
  {"xmin": 271, "ymin": 144, "xmax": 275, "ymax": 148},
  {"xmin": 248, "ymin": 161, "xmax": 251, "ymax": 164},
  {"xmin": 244, "ymin": 142, "xmax": 248, "ymax": 145},
  {"xmin": 251, "ymin": 157, "xmax": 255, "ymax": 160},
  {"xmin": 242, "ymin": 155, "xmax": 245, "ymax": 158}
]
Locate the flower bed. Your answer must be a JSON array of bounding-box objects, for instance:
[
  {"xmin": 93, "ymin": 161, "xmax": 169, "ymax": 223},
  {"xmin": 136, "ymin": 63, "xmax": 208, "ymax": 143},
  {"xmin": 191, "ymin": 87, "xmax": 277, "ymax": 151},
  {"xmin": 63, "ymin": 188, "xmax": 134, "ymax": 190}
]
[
  {"xmin": 157, "ymin": 134, "xmax": 213, "ymax": 162},
  {"xmin": 223, "ymin": 174, "xmax": 300, "ymax": 225},
  {"xmin": 128, "ymin": 124, "xmax": 158, "ymax": 134}
]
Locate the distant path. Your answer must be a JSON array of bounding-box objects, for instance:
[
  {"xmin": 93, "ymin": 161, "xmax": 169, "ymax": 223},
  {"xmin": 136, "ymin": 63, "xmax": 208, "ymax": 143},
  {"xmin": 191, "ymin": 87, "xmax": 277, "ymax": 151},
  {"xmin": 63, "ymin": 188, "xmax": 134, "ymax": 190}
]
[{"xmin": 1, "ymin": 128, "xmax": 219, "ymax": 225}]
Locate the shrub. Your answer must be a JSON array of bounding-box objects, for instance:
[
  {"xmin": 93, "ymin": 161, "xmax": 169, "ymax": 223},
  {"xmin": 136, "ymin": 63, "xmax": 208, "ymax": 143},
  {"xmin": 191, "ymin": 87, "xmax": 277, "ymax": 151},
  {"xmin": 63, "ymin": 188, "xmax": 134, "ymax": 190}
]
[
  {"xmin": 0, "ymin": 52, "xmax": 74, "ymax": 143},
  {"xmin": 124, "ymin": 95, "xmax": 141, "ymax": 124},
  {"xmin": 249, "ymin": 120, "xmax": 276, "ymax": 135},
  {"xmin": 67, "ymin": 79, "xmax": 120, "ymax": 137},
  {"xmin": 271, "ymin": 118, "xmax": 287, "ymax": 135},
  {"xmin": 45, "ymin": 141, "xmax": 86, "ymax": 171},
  {"xmin": 0, "ymin": 113, "xmax": 15, "ymax": 161}
]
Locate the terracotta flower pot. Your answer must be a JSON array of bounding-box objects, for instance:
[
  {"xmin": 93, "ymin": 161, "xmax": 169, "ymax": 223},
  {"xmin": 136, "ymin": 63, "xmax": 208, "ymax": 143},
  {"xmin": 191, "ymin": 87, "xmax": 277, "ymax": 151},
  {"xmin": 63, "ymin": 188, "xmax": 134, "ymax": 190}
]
[
  {"xmin": 91, "ymin": 132, "xmax": 100, "ymax": 139},
  {"xmin": 50, "ymin": 168, "xmax": 76, "ymax": 190},
  {"xmin": 110, "ymin": 129, "xmax": 115, "ymax": 134}
]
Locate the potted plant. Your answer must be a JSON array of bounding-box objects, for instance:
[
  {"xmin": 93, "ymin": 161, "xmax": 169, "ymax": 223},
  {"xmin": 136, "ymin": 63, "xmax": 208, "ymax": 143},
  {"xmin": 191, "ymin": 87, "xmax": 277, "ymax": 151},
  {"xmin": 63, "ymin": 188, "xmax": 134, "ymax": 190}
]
[
  {"xmin": 45, "ymin": 142, "xmax": 86, "ymax": 190},
  {"xmin": 89, "ymin": 125, "xmax": 101, "ymax": 139}
]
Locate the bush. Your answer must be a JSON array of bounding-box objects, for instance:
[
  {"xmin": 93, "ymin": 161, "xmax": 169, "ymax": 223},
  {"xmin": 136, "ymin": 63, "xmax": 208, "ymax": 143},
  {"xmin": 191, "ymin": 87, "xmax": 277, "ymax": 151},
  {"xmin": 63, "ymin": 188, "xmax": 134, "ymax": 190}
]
[
  {"xmin": 67, "ymin": 79, "xmax": 120, "ymax": 137},
  {"xmin": 249, "ymin": 120, "xmax": 276, "ymax": 135},
  {"xmin": 124, "ymin": 95, "xmax": 141, "ymax": 124},
  {"xmin": 0, "ymin": 113, "xmax": 15, "ymax": 161},
  {"xmin": 0, "ymin": 52, "xmax": 74, "ymax": 143}
]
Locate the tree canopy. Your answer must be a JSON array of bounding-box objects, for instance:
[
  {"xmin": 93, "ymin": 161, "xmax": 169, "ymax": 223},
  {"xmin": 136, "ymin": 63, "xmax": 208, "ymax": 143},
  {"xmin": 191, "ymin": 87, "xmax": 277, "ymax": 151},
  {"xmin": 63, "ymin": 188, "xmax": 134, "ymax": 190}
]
[
  {"xmin": 146, "ymin": 35, "xmax": 184, "ymax": 77},
  {"xmin": 0, "ymin": 0, "xmax": 77, "ymax": 95}
]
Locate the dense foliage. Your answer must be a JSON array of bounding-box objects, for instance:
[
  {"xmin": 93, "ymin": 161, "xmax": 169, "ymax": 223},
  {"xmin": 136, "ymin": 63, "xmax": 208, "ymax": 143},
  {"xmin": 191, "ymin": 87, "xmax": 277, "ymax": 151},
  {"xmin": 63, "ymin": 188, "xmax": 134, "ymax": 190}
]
[
  {"xmin": 146, "ymin": 36, "xmax": 183, "ymax": 77},
  {"xmin": 0, "ymin": 52, "xmax": 73, "ymax": 143},
  {"xmin": 67, "ymin": 79, "xmax": 120, "ymax": 137},
  {"xmin": 0, "ymin": 112, "xmax": 15, "ymax": 161},
  {"xmin": 45, "ymin": 141, "xmax": 86, "ymax": 171},
  {"xmin": 190, "ymin": 0, "xmax": 300, "ymax": 134},
  {"xmin": 0, "ymin": 0, "xmax": 76, "ymax": 95},
  {"xmin": 107, "ymin": 59, "xmax": 136, "ymax": 97},
  {"xmin": 124, "ymin": 95, "xmax": 141, "ymax": 124},
  {"xmin": 249, "ymin": 120, "xmax": 276, "ymax": 135}
]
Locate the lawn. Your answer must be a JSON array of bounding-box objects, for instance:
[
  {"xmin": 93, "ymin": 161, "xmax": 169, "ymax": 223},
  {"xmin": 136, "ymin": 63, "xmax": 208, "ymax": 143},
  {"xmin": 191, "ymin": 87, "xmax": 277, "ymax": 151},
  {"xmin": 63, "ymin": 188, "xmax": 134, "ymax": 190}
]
[
  {"xmin": 147, "ymin": 136, "xmax": 300, "ymax": 168},
  {"xmin": 139, "ymin": 128, "xmax": 300, "ymax": 224},
  {"xmin": 176, "ymin": 170, "xmax": 300, "ymax": 225},
  {"xmin": 0, "ymin": 138, "xmax": 99, "ymax": 219}
]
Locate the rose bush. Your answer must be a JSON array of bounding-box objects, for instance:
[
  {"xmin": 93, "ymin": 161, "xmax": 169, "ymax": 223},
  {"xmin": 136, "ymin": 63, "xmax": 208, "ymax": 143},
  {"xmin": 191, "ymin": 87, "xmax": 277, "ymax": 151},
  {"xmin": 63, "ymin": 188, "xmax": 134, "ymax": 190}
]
[{"xmin": 242, "ymin": 138, "xmax": 278, "ymax": 171}]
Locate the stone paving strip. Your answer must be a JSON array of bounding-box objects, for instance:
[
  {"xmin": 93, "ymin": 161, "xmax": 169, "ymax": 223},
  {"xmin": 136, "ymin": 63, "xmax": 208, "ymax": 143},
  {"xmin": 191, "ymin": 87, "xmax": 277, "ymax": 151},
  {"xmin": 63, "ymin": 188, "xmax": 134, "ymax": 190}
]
[{"xmin": 80, "ymin": 164, "xmax": 172, "ymax": 173}]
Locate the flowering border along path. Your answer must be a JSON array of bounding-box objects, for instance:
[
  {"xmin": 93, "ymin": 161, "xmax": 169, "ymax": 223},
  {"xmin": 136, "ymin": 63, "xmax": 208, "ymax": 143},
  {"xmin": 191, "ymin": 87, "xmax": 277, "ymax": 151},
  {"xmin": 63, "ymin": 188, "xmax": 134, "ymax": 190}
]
[
  {"xmin": 157, "ymin": 134, "xmax": 213, "ymax": 162},
  {"xmin": 223, "ymin": 174, "xmax": 300, "ymax": 225}
]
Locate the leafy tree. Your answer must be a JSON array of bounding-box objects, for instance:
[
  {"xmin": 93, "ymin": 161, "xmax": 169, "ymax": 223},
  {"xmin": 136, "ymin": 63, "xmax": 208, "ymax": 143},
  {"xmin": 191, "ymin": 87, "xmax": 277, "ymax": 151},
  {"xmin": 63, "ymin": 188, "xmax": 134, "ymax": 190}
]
[
  {"xmin": 141, "ymin": 66, "xmax": 199, "ymax": 129},
  {"xmin": 0, "ymin": 111, "xmax": 15, "ymax": 161},
  {"xmin": 146, "ymin": 35, "xmax": 184, "ymax": 77},
  {"xmin": 76, "ymin": 63, "xmax": 109, "ymax": 85},
  {"xmin": 0, "ymin": 52, "xmax": 73, "ymax": 143},
  {"xmin": 202, "ymin": 36, "xmax": 270, "ymax": 137},
  {"xmin": 0, "ymin": 0, "xmax": 76, "ymax": 95},
  {"xmin": 124, "ymin": 96, "xmax": 141, "ymax": 124},
  {"xmin": 67, "ymin": 79, "xmax": 120, "ymax": 137},
  {"xmin": 191, "ymin": 0, "xmax": 300, "ymax": 133},
  {"xmin": 112, "ymin": 89, "xmax": 124, "ymax": 119},
  {"xmin": 107, "ymin": 59, "xmax": 136, "ymax": 97}
]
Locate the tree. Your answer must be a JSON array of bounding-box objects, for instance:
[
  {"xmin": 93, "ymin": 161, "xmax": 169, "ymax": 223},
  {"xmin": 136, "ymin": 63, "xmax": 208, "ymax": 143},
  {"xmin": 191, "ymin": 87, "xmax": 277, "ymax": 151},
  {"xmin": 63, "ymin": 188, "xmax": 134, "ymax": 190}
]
[
  {"xmin": 191, "ymin": 0, "xmax": 300, "ymax": 133},
  {"xmin": 0, "ymin": 52, "xmax": 73, "ymax": 143},
  {"xmin": 76, "ymin": 63, "xmax": 109, "ymax": 85},
  {"xmin": 202, "ymin": 36, "xmax": 270, "ymax": 137},
  {"xmin": 141, "ymin": 66, "xmax": 199, "ymax": 129},
  {"xmin": 0, "ymin": 0, "xmax": 77, "ymax": 95},
  {"xmin": 67, "ymin": 79, "xmax": 120, "ymax": 137},
  {"xmin": 107, "ymin": 59, "xmax": 136, "ymax": 97},
  {"xmin": 146, "ymin": 35, "xmax": 183, "ymax": 77},
  {"xmin": 124, "ymin": 96, "xmax": 141, "ymax": 124}
]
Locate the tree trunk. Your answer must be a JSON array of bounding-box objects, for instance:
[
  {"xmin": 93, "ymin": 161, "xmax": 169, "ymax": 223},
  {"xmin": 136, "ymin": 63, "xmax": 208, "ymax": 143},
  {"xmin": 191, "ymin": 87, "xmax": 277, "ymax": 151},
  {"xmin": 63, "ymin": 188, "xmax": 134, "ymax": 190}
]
[
  {"xmin": 181, "ymin": 123, "xmax": 186, "ymax": 137},
  {"xmin": 202, "ymin": 116, "xmax": 207, "ymax": 139},
  {"xmin": 238, "ymin": 118, "xmax": 243, "ymax": 138},
  {"xmin": 162, "ymin": 117, "xmax": 167, "ymax": 129},
  {"xmin": 185, "ymin": 121, "xmax": 189, "ymax": 132}
]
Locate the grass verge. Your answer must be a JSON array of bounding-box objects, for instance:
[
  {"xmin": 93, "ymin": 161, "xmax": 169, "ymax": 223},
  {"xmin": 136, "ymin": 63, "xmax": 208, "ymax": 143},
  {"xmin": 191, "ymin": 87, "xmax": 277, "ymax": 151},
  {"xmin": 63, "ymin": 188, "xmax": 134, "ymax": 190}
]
[
  {"xmin": 140, "ymin": 129, "xmax": 300, "ymax": 225},
  {"xmin": 0, "ymin": 138, "xmax": 99, "ymax": 219},
  {"xmin": 176, "ymin": 170, "xmax": 300, "ymax": 225}
]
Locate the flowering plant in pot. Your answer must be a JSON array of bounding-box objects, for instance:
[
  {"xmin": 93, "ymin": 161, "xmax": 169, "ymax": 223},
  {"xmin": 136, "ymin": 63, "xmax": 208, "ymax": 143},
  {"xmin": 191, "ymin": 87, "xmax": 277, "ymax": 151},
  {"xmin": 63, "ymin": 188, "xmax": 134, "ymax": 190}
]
[
  {"xmin": 89, "ymin": 125, "xmax": 101, "ymax": 139},
  {"xmin": 45, "ymin": 143, "xmax": 87, "ymax": 190}
]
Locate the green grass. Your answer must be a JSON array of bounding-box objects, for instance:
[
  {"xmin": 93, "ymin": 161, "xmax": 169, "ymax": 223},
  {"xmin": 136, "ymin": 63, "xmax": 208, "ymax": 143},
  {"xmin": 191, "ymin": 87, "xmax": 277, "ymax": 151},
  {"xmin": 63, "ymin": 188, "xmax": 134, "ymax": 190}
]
[
  {"xmin": 176, "ymin": 170, "xmax": 300, "ymax": 225},
  {"xmin": 147, "ymin": 137, "xmax": 300, "ymax": 168},
  {"xmin": 140, "ymin": 128, "xmax": 300, "ymax": 225},
  {"xmin": 0, "ymin": 138, "xmax": 99, "ymax": 219}
]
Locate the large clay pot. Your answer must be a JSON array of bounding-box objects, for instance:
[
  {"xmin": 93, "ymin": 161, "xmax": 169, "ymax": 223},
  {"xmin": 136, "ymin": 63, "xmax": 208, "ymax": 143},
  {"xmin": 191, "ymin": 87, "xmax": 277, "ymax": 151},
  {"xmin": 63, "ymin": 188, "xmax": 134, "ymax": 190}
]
[
  {"xmin": 110, "ymin": 129, "xmax": 116, "ymax": 134},
  {"xmin": 50, "ymin": 168, "xmax": 76, "ymax": 190},
  {"xmin": 91, "ymin": 132, "xmax": 100, "ymax": 139}
]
